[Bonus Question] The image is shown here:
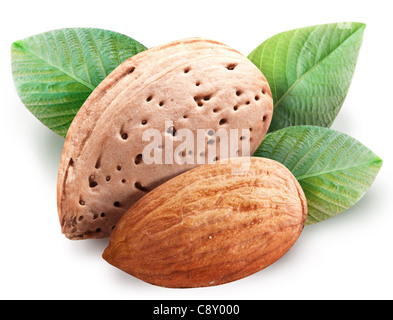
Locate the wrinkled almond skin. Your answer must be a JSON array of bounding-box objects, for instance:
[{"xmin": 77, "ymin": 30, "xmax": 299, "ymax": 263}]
[
  {"xmin": 102, "ymin": 157, "xmax": 307, "ymax": 288},
  {"xmin": 57, "ymin": 38, "xmax": 273, "ymax": 239}
]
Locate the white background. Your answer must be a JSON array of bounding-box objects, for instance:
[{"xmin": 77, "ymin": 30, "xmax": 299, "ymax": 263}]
[{"xmin": 1, "ymin": 0, "xmax": 392, "ymax": 300}]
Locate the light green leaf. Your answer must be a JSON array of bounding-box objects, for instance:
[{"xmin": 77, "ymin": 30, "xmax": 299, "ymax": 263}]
[
  {"xmin": 248, "ymin": 22, "xmax": 365, "ymax": 132},
  {"xmin": 11, "ymin": 28, "xmax": 147, "ymax": 137},
  {"xmin": 253, "ymin": 126, "xmax": 382, "ymax": 224}
]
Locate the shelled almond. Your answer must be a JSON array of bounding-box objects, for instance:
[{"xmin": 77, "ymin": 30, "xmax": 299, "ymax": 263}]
[{"xmin": 103, "ymin": 157, "xmax": 307, "ymax": 288}]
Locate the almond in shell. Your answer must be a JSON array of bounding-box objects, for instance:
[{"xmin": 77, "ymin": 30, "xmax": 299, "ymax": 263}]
[{"xmin": 57, "ymin": 38, "xmax": 273, "ymax": 240}]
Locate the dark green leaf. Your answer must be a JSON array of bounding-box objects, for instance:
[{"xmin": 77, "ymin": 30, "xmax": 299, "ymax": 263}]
[
  {"xmin": 254, "ymin": 126, "xmax": 382, "ymax": 224},
  {"xmin": 11, "ymin": 28, "xmax": 147, "ymax": 137}
]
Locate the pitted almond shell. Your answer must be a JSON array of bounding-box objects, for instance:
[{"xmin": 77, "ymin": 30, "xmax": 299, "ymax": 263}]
[{"xmin": 57, "ymin": 38, "xmax": 273, "ymax": 239}]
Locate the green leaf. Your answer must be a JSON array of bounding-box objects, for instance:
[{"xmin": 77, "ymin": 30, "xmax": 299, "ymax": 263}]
[
  {"xmin": 248, "ymin": 22, "xmax": 366, "ymax": 132},
  {"xmin": 253, "ymin": 126, "xmax": 382, "ymax": 224},
  {"xmin": 11, "ymin": 28, "xmax": 147, "ymax": 137}
]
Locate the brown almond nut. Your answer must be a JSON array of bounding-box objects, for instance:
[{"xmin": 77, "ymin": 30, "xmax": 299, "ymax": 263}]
[
  {"xmin": 102, "ymin": 157, "xmax": 307, "ymax": 288},
  {"xmin": 57, "ymin": 38, "xmax": 273, "ymax": 239}
]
